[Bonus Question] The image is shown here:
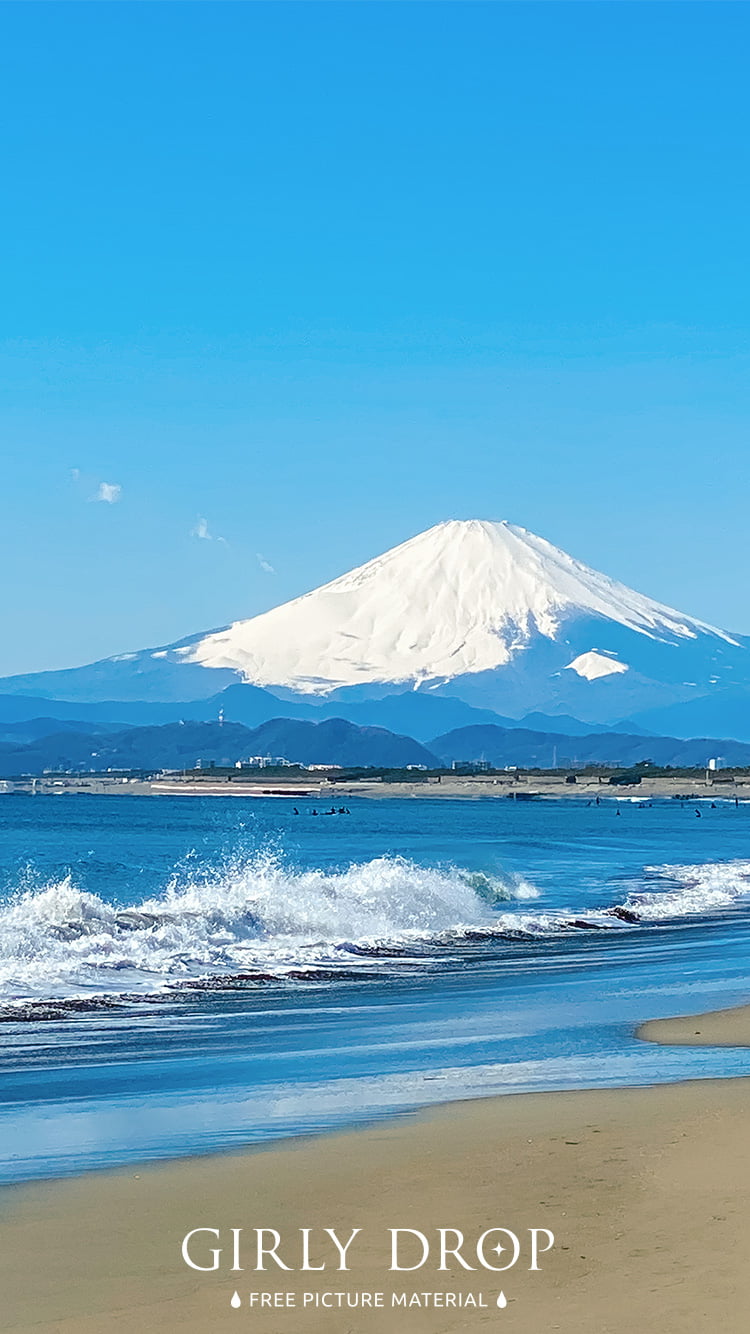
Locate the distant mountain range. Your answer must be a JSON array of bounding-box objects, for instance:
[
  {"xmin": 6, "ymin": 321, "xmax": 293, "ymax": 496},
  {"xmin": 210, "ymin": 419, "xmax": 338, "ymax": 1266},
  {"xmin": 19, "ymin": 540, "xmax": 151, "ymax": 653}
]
[
  {"xmin": 1, "ymin": 519, "xmax": 748, "ymax": 743},
  {"xmin": 0, "ymin": 718, "xmax": 437, "ymax": 777},
  {"xmin": 0, "ymin": 715, "xmax": 746, "ymax": 778},
  {"xmin": 0, "ymin": 686, "xmax": 657, "ymax": 742},
  {"xmin": 430, "ymin": 725, "xmax": 750, "ymax": 770}
]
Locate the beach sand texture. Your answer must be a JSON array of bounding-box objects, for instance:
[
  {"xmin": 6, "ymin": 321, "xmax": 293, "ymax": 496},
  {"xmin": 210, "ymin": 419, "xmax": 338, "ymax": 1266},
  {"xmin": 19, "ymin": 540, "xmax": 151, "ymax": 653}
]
[
  {"xmin": 2, "ymin": 1001, "xmax": 750, "ymax": 1334},
  {"xmin": 638, "ymin": 1003, "xmax": 750, "ymax": 1047}
]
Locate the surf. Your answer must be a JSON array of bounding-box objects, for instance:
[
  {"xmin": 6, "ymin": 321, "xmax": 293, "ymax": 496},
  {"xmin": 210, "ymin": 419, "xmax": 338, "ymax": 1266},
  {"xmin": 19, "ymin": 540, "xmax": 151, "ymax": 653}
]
[{"xmin": 1, "ymin": 840, "xmax": 749, "ymax": 1015}]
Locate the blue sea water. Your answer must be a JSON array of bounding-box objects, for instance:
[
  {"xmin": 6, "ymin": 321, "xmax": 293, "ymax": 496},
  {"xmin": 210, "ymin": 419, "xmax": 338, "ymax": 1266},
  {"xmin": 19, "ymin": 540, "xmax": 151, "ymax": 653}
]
[{"xmin": 0, "ymin": 792, "xmax": 749, "ymax": 1182}]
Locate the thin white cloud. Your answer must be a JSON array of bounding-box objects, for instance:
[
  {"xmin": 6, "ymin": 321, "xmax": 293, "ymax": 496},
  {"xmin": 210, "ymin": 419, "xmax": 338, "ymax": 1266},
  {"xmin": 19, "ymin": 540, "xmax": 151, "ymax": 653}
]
[
  {"xmin": 93, "ymin": 481, "xmax": 121, "ymax": 504},
  {"xmin": 192, "ymin": 517, "xmax": 227, "ymax": 545},
  {"xmin": 257, "ymin": 552, "xmax": 275, "ymax": 574}
]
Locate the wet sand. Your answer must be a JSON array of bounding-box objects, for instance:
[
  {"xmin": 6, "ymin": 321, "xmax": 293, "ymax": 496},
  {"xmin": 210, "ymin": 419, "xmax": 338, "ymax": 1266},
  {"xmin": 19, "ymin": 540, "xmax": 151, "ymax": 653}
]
[
  {"xmin": 638, "ymin": 1002, "xmax": 750, "ymax": 1046},
  {"xmin": 2, "ymin": 1022, "xmax": 750, "ymax": 1333}
]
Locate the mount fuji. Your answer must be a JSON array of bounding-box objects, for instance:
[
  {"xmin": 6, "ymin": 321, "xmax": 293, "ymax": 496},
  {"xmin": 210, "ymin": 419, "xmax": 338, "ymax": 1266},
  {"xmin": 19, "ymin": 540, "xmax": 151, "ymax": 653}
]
[{"xmin": 3, "ymin": 520, "xmax": 749, "ymax": 736}]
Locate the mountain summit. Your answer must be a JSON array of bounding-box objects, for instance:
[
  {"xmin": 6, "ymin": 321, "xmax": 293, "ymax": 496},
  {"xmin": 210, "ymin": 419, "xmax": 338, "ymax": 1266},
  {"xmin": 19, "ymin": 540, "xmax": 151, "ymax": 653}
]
[
  {"xmin": 184, "ymin": 519, "xmax": 737, "ymax": 692},
  {"xmin": 1, "ymin": 519, "xmax": 748, "ymax": 729}
]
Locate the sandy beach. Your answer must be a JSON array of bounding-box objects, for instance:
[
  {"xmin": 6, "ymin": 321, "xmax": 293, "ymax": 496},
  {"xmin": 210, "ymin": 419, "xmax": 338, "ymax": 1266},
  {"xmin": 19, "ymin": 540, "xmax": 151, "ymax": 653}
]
[
  {"xmin": 353, "ymin": 774, "xmax": 750, "ymax": 801},
  {"xmin": 638, "ymin": 1002, "xmax": 750, "ymax": 1047},
  {"xmin": 7, "ymin": 771, "xmax": 749, "ymax": 801},
  {"xmin": 2, "ymin": 1006, "xmax": 749, "ymax": 1334}
]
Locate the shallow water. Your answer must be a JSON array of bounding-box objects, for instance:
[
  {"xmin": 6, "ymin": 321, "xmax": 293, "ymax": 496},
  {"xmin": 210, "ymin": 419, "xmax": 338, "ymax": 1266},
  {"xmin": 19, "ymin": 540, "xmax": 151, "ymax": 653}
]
[{"xmin": 0, "ymin": 793, "xmax": 748, "ymax": 1181}]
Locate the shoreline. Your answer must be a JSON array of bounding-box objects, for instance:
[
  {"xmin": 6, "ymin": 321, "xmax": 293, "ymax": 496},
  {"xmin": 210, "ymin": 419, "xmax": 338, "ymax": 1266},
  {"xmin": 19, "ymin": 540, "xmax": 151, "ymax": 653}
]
[
  {"xmin": 3, "ymin": 773, "xmax": 749, "ymax": 800},
  {"xmin": 637, "ymin": 1001, "xmax": 750, "ymax": 1046},
  {"xmin": 2, "ymin": 1002, "xmax": 750, "ymax": 1332}
]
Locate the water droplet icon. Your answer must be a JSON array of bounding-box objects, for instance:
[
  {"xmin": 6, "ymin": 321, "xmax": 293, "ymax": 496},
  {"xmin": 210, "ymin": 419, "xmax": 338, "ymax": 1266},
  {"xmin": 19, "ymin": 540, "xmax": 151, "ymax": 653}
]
[
  {"xmin": 497, "ymin": 1291, "xmax": 508, "ymax": 1308},
  {"xmin": 231, "ymin": 1291, "xmax": 242, "ymax": 1309}
]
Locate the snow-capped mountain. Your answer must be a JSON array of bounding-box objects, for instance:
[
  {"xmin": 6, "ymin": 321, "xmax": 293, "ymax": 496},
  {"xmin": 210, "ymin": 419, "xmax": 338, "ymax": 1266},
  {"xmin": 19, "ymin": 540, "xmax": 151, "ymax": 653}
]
[
  {"xmin": 2, "ymin": 520, "xmax": 749, "ymax": 728},
  {"xmin": 184, "ymin": 519, "xmax": 738, "ymax": 689}
]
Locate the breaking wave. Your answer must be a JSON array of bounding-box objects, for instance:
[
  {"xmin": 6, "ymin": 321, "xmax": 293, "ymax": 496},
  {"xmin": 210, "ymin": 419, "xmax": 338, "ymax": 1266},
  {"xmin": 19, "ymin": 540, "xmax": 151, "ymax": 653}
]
[
  {"xmin": 1, "ymin": 853, "xmax": 749, "ymax": 1015},
  {"xmin": 0, "ymin": 853, "xmax": 539, "ymax": 1007},
  {"xmin": 615, "ymin": 859, "xmax": 750, "ymax": 921}
]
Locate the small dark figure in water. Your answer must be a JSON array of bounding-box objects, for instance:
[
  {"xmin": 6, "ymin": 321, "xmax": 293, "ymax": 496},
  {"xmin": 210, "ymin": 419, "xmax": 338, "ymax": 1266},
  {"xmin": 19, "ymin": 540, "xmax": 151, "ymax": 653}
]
[
  {"xmin": 293, "ymin": 807, "xmax": 299, "ymax": 815},
  {"xmin": 311, "ymin": 808, "xmax": 318, "ymax": 816},
  {"xmin": 695, "ymin": 809, "xmax": 702, "ymax": 817},
  {"xmin": 711, "ymin": 802, "xmax": 717, "ymax": 809},
  {"xmin": 616, "ymin": 808, "xmax": 621, "ymax": 816},
  {"xmin": 596, "ymin": 796, "xmax": 600, "ymax": 806},
  {"xmin": 736, "ymin": 797, "xmax": 740, "ymax": 807}
]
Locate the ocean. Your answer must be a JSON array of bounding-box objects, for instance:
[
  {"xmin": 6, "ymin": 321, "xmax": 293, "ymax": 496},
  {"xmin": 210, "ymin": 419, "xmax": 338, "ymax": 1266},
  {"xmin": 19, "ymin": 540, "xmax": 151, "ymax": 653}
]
[{"xmin": 1, "ymin": 792, "xmax": 749, "ymax": 1182}]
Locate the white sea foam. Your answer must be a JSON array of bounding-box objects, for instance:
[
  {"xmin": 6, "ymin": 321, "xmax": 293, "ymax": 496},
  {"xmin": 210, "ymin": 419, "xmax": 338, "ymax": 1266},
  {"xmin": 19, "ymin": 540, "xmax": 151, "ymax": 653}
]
[
  {"xmin": 0, "ymin": 854, "xmax": 539, "ymax": 1005},
  {"xmin": 618, "ymin": 860, "xmax": 750, "ymax": 921},
  {"xmin": 1, "ymin": 854, "xmax": 748, "ymax": 1011}
]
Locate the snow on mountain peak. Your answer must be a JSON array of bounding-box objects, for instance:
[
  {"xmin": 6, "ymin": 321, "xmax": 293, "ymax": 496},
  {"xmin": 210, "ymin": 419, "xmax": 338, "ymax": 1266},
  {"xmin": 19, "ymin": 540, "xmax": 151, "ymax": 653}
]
[
  {"xmin": 182, "ymin": 519, "xmax": 736, "ymax": 695},
  {"xmin": 565, "ymin": 651, "xmax": 629, "ymax": 681}
]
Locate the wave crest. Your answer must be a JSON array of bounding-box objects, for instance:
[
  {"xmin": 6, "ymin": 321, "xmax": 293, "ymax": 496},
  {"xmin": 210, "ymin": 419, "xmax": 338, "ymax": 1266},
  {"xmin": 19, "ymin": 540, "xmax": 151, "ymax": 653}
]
[
  {"xmin": 617, "ymin": 860, "xmax": 750, "ymax": 921},
  {"xmin": 0, "ymin": 853, "xmax": 537, "ymax": 1004},
  {"xmin": 2, "ymin": 852, "xmax": 749, "ymax": 1013}
]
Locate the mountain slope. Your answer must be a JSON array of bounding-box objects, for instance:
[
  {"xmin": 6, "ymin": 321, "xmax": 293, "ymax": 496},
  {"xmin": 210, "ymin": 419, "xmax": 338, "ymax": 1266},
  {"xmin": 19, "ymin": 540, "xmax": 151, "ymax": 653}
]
[
  {"xmin": 1, "ymin": 519, "xmax": 748, "ymax": 731},
  {"xmin": 630, "ymin": 687, "xmax": 750, "ymax": 744},
  {"xmin": 239, "ymin": 718, "xmax": 437, "ymax": 768},
  {"xmin": 0, "ymin": 718, "xmax": 438, "ymax": 776},
  {"xmin": 183, "ymin": 519, "xmax": 741, "ymax": 694},
  {"xmin": 0, "ymin": 717, "xmax": 124, "ymax": 745},
  {"xmin": 431, "ymin": 724, "xmax": 750, "ymax": 769},
  {"xmin": 3, "ymin": 713, "xmax": 746, "ymax": 776},
  {"xmin": 0, "ymin": 685, "xmax": 519, "ymax": 741}
]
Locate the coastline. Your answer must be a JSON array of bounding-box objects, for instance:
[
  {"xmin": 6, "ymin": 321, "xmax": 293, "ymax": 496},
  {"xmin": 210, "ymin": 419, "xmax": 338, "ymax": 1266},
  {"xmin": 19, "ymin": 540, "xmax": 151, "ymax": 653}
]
[
  {"xmin": 638, "ymin": 1002, "xmax": 750, "ymax": 1046},
  {"xmin": 3, "ymin": 772, "xmax": 748, "ymax": 800},
  {"xmin": 3, "ymin": 1004, "xmax": 750, "ymax": 1333}
]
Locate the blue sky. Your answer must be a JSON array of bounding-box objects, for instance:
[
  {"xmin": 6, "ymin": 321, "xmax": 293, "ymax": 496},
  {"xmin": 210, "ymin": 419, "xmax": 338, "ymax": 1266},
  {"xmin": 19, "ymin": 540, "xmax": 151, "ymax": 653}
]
[{"xmin": 1, "ymin": 1, "xmax": 749, "ymax": 674}]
